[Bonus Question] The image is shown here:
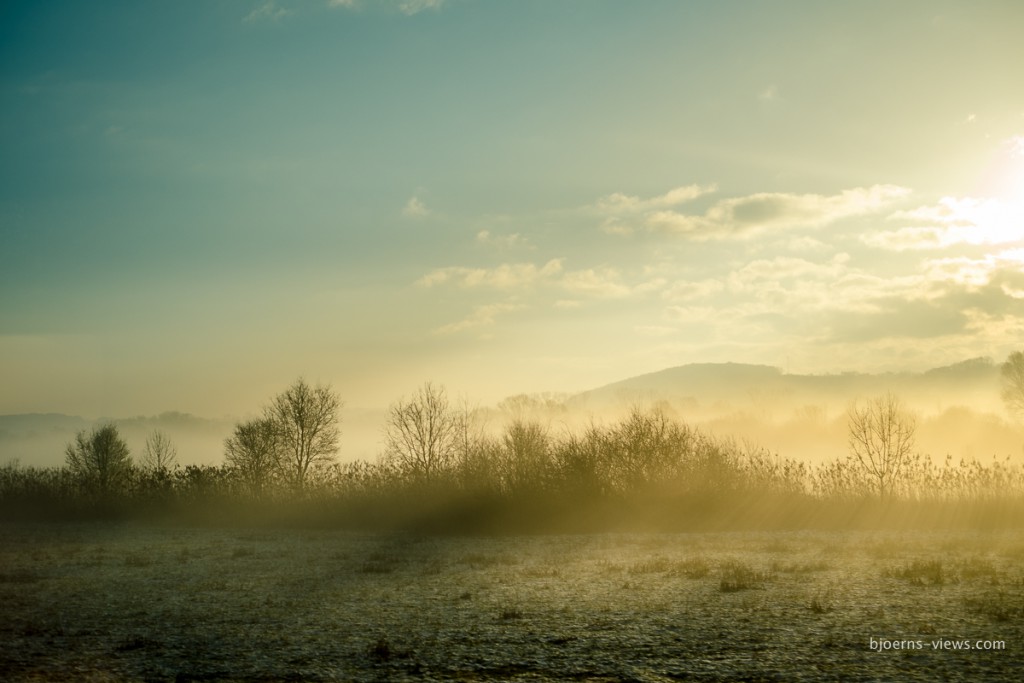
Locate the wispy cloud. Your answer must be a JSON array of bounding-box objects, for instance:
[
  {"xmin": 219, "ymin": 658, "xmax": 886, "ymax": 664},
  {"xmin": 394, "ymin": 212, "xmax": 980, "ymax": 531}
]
[
  {"xmin": 476, "ymin": 230, "xmax": 533, "ymax": 250},
  {"xmin": 402, "ymin": 194, "xmax": 430, "ymax": 218},
  {"xmin": 596, "ymin": 184, "xmax": 717, "ymax": 215},
  {"xmin": 634, "ymin": 325, "xmax": 677, "ymax": 337},
  {"xmin": 433, "ymin": 302, "xmax": 525, "ymax": 336},
  {"xmin": 244, "ymin": 1, "xmax": 290, "ymax": 23},
  {"xmin": 327, "ymin": 0, "xmax": 446, "ymax": 15},
  {"xmin": 559, "ymin": 268, "xmax": 634, "ymax": 299},
  {"xmin": 399, "ymin": 0, "xmax": 445, "ymax": 15},
  {"xmin": 419, "ymin": 259, "xmax": 666, "ymax": 301},
  {"xmin": 662, "ymin": 279, "xmax": 725, "ymax": 303},
  {"xmin": 594, "ymin": 184, "xmax": 716, "ymax": 235},
  {"xmin": 417, "ymin": 260, "xmax": 564, "ymax": 289},
  {"xmin": 646, "ymin": 185, "xmax": 911, "ymax": 240},
  {"xmin": 414, "ymin": 168, "xmax": 1021, "ymax": 361}
]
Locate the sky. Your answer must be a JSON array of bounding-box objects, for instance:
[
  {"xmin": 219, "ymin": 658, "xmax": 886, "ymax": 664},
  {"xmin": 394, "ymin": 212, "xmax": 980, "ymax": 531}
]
[{"xmin": 2, "ymin": 0, "xmax": 1024, "ymax": 421}]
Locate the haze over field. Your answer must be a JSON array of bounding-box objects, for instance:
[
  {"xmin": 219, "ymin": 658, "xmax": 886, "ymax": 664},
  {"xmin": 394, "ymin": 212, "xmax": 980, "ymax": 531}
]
[
  {"xmin": 2, "ymin": 1, "xmax": 1024, "ymax": 442},
  {"xmin": 3, "ymin": 359, "xmax": 1023, "ymax": 470}
]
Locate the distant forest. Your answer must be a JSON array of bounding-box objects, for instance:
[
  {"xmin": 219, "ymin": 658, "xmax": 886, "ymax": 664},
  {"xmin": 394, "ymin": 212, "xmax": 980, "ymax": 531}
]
[{"xmin": 4, "ymin": 356, "xmax": 1024, "ymax": 532}]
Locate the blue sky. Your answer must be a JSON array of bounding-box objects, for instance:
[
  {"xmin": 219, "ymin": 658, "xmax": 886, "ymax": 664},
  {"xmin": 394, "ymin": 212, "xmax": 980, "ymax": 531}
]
[{"xmin": 2, "ymin": 0, "xmax": 1024, "ymax": 418}]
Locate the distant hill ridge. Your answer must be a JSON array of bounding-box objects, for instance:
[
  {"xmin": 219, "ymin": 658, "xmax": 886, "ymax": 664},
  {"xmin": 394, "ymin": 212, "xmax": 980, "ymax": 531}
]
[
  {"xmin": 570, "ymin": 357, "xmax": 999, "ymax": 408},
  {"xmin": 0, "ymin": 358, "xmax": 1002, "ymax": 429}
]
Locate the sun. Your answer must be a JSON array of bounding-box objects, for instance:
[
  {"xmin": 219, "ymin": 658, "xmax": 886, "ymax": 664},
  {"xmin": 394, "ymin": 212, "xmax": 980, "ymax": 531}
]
[
  {"xmin": 988, "ymin": 135, "xmax": 1024, "ymax": 201},
  {"xmin": 968, "ymin": 136, "xmax": 1024, "ymax": 247}
]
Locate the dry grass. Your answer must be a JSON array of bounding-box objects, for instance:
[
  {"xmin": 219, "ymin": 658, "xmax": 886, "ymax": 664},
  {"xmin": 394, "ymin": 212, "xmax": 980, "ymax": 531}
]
[
  {"xmin": 883, "ymin": 559, "xmax": 945, "ymax": 586},
  {"xmin": 809, "ymin": 586, "xmax": 836, "ymax": 613},
  {"xmin": 2, "ymin": 524, "xmax": 1023, "ymax": 682},
  {"xmin": 719, "ymin": 560, "xmax": 770, "ymax": 592}
]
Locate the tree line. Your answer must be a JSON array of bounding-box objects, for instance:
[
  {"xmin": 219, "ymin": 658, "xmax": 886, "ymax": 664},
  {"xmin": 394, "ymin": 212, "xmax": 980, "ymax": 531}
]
[{"xmin": 3, "ymin": 362, "xmax": 1024, "ymax": 529}]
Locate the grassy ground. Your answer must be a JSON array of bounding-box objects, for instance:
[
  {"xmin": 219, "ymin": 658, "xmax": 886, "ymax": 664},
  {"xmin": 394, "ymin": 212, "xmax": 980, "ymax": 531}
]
[{"xmin": 2, "ymin": 522, "xmax": 1023, "ymax": 681}]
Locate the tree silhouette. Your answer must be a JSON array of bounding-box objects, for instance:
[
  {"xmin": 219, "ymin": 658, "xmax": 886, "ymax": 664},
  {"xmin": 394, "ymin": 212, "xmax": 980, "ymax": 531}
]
[
  {"xmin": 140, "ymin": 430, "xmax": 177, "ymax": 471},
  {"xmin": 224, "ymin": 418, "xmax": 280, "ymax": 498},
  {"xmin": 847, "ymin": 393, "xmax": 916, "ymax": 497},
  {"xmin": 1001, "ymin": 351, "xmax": 1024, "ymax": 417},
  {"xmin": 384, "ymin": 382, "xmax": 464, "ymax": 482},
  {"xmin": 499, "ymin": 419, "xmax": 551, "ymax": 495},
  {"xmin": 266, "ymin": 378, "xmax": 341, "ymax": 491},
  {"xmin": 65, "ymin": 423, "xmax": 133, "ymax": 497}
]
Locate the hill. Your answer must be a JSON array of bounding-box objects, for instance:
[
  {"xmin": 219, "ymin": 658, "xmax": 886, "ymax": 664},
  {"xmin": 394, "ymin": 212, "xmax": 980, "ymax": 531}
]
[{"xmin": 568, "ymin": 358, "xmax": 1001, "ymax": 416}]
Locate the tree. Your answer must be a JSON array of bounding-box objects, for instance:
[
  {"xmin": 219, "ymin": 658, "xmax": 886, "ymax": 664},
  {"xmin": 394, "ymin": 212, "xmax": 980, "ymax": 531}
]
[
  {"xmin": 266, "ymin": 378, "xmax": 341, "ymax": 490},
  {"xmin": 140, "ymin": 430, "xmax": 177, "ymax": 470},
  {"xmin": 65, "ymin": 423, "xmax": 133, "ymax": 496},
  {"xmin": 384, "ymin": 382, "xmax": 463, "ymax": 482},
  {"xmin": 608, "ymin": 406, "xmax": 688, "ymax": 491},
  {"xmin": 224, "ymin": 418, "xmax": 280, "ymax": 498},
  {"xmin": 499, "ymin": 419, "xmax": 551, "ymax": 494},
  {"xmin": 1001, "ymin": 351, "xmax": 1024, "ymax": 417},
  {"xmin": 551, "ymin": 423, "xmax": 611, "ymax": 500},
  {"xmin": 847, "ymin": 393, "xmax": 916, "ymax": 497}
]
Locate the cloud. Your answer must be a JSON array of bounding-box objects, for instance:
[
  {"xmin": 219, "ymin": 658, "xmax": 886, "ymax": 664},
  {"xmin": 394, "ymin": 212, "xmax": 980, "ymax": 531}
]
[
  {"xmin": 817, "ymin": 262, "xmax": 1024, "ymax": 346},
  {"xmin": 398, "ymin": 0, "xmax": 444, "ymax": 15},
  {"xmin": 786, "ymin": 236, "xmax": 830, "ymax": 252},
  {"xmin": 662, "ymin": 305, "xmax": 720, "ymax": 324},
  {"xmin": 823, "ymin": 297, "xmax": 972, "ymax": 343},
  {"xmin": 559, "ymin": 268, "xmax": 634, "ymax": 299},
  {"xmin": 861, "ymin": 226, "xmax": 948, "ymax": 251},
  {"xmin": 717, "ymin": 255, "xmax": 872, "ymax": 316},
  {"xmin": 418, "ymin": 259, "xmax": 668, "ymax": 304},
  {"xmin": 594, "ymin": 184, "xmax": 717, "ymax": 235},
  {"xmin": 433, "ymin": 302, "xmax": 525, "ymax": 336},
  {"xmin": 662, "ymin": 279, "xmax": 725, "ymax": 302},
  {"xmin": 476, "ymin": 230, "xmax": 532, "ymax": 250},
  {"xmin": 729, "ymin": 254, "xmax": 850, "ymax": 288},
  {"xmin": 417, "ymin": 259, "xmax": 564, "ymax": 289},
  {"xmin": 646, "ymin": 185, "xmax": 911, "ymax": 240},
  {"xmin": 244, "ymin": 1, "xmax": 290, "ymax": 23},
  {"xmin": 328, "ymin": 0, "xmax": 445, "ymax": 14},
  {"xmin": 922, "ymin": 251, "xmax": 1024, "ymax": 291},
  {"xmin": 596, "ymin": 184, "xmax": 717, "ymax": 215},
  {"xmin": 866, "ymin": 195, "xmax": 1024, "ymax": 251},
  {"xmin": 666, "ymin": 245, "xmax": 1024, "ymax": 349},
  {"xmin": 402, "ymin": 195, "xmax": 430, "ymax": 218},
  {"xmin": 923, "ymin": 256, "xmax": 998, "ymax": 288},
  {"xmin": 634, "ymin": 325, "xmax": 676, "ymax": 337},
  {"xmin": 413, "ymin": 175, "xmax": 1020, "ymax": 355}
]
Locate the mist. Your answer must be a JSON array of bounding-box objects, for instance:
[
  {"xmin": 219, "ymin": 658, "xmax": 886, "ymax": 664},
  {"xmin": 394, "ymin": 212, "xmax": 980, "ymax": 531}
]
[
  {"xmin": 4, "ymin": 1, "xmax": 1024, "ymax": 678},
  {"xmin": 4, "ymin": 359, "xmax": 1020, "ymax": 474}
]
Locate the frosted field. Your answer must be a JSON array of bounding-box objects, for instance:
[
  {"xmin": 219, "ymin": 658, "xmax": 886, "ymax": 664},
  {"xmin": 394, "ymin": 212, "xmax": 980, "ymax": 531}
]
[{"xmin": 2, "ymin": 522, "xmax": 1023, "ymax": 682}]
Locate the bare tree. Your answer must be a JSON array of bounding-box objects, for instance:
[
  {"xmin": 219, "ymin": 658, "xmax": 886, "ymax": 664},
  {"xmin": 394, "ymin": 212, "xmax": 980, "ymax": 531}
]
[
  {"xmin": 1001, "ymin": 351, "xmax": 1024, "ymax": 417},
  {"xmin": 224, "ymin": 418, "xmax": 280, "ymax": 498},
  {"xmin": 140, "ymin": 430, "xmax": 177, "ymax": 470},
  {"xmin": 499, "ymin": 419, "xmax": 551, "ymax": 494},
  {"xmin": 65, "ymin": 423, "xmax": 133, "ymax": 496},
  {"xmin": 266, "ymin": 378, "xmax": 341, "ymax": 490},
  {"xmin": 384, "ymin": 382, "xmax": 463, "ymax": 482},
  {"xmin": 847, "ymin": 393, "xmax": 916, "ymax": 497}
]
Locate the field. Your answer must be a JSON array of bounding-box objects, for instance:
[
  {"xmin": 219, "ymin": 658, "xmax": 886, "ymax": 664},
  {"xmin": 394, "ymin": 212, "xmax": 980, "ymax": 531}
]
[{"xmin": 2, "ymin": 522, "xmax": 1023, "ymax": 682}]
